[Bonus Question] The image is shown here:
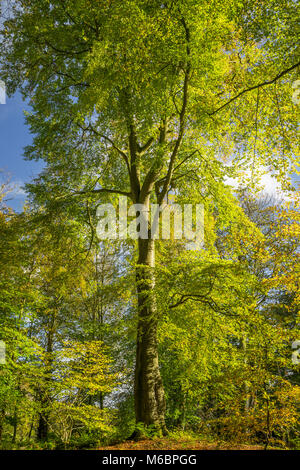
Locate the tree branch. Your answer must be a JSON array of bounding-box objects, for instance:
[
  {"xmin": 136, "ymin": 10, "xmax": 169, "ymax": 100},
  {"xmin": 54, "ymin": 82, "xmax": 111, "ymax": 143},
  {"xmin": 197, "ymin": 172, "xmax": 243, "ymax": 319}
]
[
  {"xmin": 158, "ymin": 18, "xmax": 191, "ymax": 204},
  {"xmin": 55, "ymin": 187, "xmax": 131, "ymax": 201},
  {"xmin": 208, "ymin": 62, "xmax": 300, "ymax": 116},
  {"xmin": 137, "ymin": 137, "xmax": 154, "ymax": 154},
  {"xmin": 77, "ymin": 188, "xmax": 131, "ymax": 197},
  {"xmin": 128, "ymin": 123, "xmax": 141, "ymax": 202}
]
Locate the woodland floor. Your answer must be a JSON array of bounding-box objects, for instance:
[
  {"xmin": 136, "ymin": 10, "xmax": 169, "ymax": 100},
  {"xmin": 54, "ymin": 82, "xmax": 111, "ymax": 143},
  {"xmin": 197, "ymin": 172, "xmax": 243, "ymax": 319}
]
[{"xmin": 98, "ymin": 438, "xmax": 267, "ymax": 450}]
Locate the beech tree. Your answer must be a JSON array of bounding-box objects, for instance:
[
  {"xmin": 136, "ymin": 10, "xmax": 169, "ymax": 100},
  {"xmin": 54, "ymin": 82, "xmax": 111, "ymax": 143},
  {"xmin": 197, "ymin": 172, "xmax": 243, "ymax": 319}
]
[{"xmin": 1, "ymin": 0, "xmax": 299, "ymax": 434}]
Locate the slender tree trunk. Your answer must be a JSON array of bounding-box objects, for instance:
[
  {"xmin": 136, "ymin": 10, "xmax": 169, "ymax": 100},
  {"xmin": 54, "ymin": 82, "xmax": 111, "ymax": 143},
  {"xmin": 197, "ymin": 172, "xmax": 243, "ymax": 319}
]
[
  {"xmin": 12, "ymin": 406, "xmax": 18, "ymax": 443},
  {"xmin": 134, "ymin": 237, "xmax": 167, "ymax": 435},
  {"xmin": 37, "ymin": 309, "xmax": 55, "ymax": 442},
  {"xmin": 28, "ymin": 415, "xmax": 35, "ymax": 440},
  {"xmin": 0, "ymin": 407, "xmax": 5, "ymax": 441},
  {"xmin": 179, "ymin": 391, "xmax": 187, "ymax": 431},
  {"xmin": 99, "ymin": 392, "xmax": 104, "ymax": 410},
  {"xmin": 242, "ymin": 335, "xmax": 251, "ymax": 413}
]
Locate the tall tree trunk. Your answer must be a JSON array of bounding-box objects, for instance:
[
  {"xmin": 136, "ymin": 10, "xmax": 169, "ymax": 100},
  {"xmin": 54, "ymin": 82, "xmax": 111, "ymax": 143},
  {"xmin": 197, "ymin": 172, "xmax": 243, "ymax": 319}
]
[
  {"xmin": 134, "ymin": 237, "xmax": 167, "ymax": 435},
  {"xmin": 37, "ymin": 409, "xmax": 49, "ymax": 441}
]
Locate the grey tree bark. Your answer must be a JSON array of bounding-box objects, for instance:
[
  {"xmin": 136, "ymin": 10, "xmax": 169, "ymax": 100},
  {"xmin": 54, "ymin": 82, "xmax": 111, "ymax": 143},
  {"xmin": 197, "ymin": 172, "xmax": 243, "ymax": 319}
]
[{"xmin": 134, "ymin": 236, "xmax": 167, "ymax": 435}]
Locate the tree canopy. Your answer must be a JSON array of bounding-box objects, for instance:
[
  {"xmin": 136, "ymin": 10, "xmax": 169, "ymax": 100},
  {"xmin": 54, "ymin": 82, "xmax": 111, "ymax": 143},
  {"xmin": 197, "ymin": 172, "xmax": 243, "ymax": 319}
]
[{"xmin": 0, "ymin": 0, "xmax": 299, "ymax": 449}]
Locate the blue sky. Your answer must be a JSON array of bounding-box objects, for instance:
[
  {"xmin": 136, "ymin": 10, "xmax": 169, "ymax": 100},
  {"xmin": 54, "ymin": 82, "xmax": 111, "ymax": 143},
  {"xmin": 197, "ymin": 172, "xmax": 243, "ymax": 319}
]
[{"xmin": 0, "ymin": 92, "xmax": 44, "ymax": 211}]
